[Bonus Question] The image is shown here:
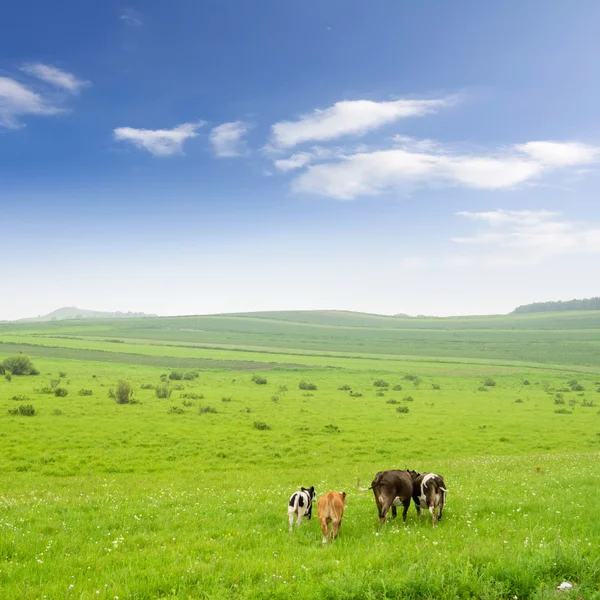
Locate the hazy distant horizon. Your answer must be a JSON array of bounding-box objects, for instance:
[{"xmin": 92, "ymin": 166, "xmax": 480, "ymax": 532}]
[{"xmin": 2, "ymin": 2, "xmax": 600, "ymax": 324}]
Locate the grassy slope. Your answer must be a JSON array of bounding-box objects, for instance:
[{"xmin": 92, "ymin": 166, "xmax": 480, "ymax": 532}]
[{"xmin": 0, "ymin": 311, "xmax": 599, "ymax": 599}]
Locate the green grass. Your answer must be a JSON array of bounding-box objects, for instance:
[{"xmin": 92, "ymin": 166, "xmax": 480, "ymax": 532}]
[{"xmin": 1, "ymin": 313, "xmax": 600, "ymax": 598}]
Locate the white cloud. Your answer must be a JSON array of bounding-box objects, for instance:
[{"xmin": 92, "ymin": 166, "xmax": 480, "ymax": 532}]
[
  {"xmin": 273, "ymin": 146, "xmax": 344, "ymax": 171},
  {"xmin": 21, "ymin": 63, "xmax": 90, "ymax": 93},
  {"xmin": 0, "ymin": 76, "xmax": 63, "ymax": 128},
  {"xmin": 209, "ymin": 121, "xmax": 248, "ymax": 157},
  {"xmin": 449, "ymin": 210, "xmax": 600, "ymax": 266},
  {"xmin": 290, "ymin": 141, "xmax": 599, "ymax": 200},
  {"xmin": 113, "ymin": 122, "xmax": 205, "ymax": 156},
  {"xmin": 119, "ymin": 8, "xmax": 142, "ymax": 26},
  {"xmin": 271, "ymin": 96, "xmax": 455, "ymax": 148}
]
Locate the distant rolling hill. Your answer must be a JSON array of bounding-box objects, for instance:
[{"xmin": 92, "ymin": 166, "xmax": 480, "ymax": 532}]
[{"xmin": 16, "ymin": 306, "xmax": 157, "ymax": 323}]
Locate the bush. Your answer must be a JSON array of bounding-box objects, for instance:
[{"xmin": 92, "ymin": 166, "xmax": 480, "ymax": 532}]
[
  {"xmin": 338, "ymin": 384, "xmax": 351, "ymax": 391},
  {"xmin": 221, "ymin": 396, "xmax": 232, "ymax": 403},
  {"xmin": 169, "ymin": 371, "xmax": 184, "ymax": 381},
  {"xmin": 111, "ymin": 380, "xmax": 135, "ymax": 404},
  {"xmin": 278, "ymin": 385, "xmax": 288, "ymax": 394},
  {"xmin": 5, "ymin": 373, "xmax": 12, "ymax": 382},
  {"xmin": 53, "ymin": 409, "xmax": 63, "ymax": 416},
  {"xmin": 386, "ymin": 398, "xmax": 399, "ymax": 404},
  {"xmin": 2, "ymin": 355, "xmax": 37, "ymax": 375},
  {"xmin": 54, "ymin": 387, "xmax": 68, "ymax": 397},
  {"xmin": 0, "ymin": 365, "xmax": 4, "ymax": 374},
  {"xmin": 403, "ymin": 396, "xmax": 414, "ymax": 402},
  {"xmin": 181, "ymin": 392, "xmax": 203, "ymax": 400},
  {"xmin": 373, "ymin": 379, "xmax": 389, "ymax": 388},
  {"xmin": 432, "ymin": 383, "xmax": 441, "ymax": 390},
  {"xmin": 253, "ymin": 421, "xmax": 270, "ymax": 430},
  {"xmin": 567, "ymin": 379, "xmax": 578, "ymax": 388},
  {"xmin": 477, "ymin": 386, "xmax": 487, "ymax": 392},
  {"xmin": 182, "ymin": 400, "xmax": 193, "ymax": 407},
  {"xmin": 38, "ymin": 386, "xmax": 53, "ymax": 394},
  {"xmin": 302, "ymin": 392, "xmax": 314, "ymax": 397},
  {"xmin": 50, "ymin": 379, "xmax": 60, "ymax": 389},
  {"xmin": 396, "ymin": 405, "xmax": 409, "ymax": 414},
  {"xmin": 8, "ymin": 404, "xmax": 36, "ymax": 416},
  {"xmin": 349, "ymin": 391, "xmax": 363, "ymax": 398},
  {"xmin": 403, "ymin": 374, "xmax": 418, "ymax": 381},
  {"xmin": 571, "ymin": 384, "xmax": 585, "ymax": 392},
  {"xmin": 568, "ymin": 398, "xmax": 578, "ymax": 407},
  {"xmin": 78, "ymin": 389, "xmax": 93, "ymax": 396},
  {"xmin": 554, "ymin": 408, "xmax": 572, "ymax": 414},
  {"xmin": 155, "ymin": 384, "xmax": 172, "ymax": 399},
  {"xmin": 522, "ymin": 380, "xmax": 530, "ymax": 386},
  {"xmin": 392, "ymin": 384, "xmax": 403, "ymax": 391},
  {"xmin": 581, "ymin": 399, "xmax": 596, "ymax": 407},
  {"xmin": 554, "ymin": 394, "xmax": 565, "ymax": 404},
  {"xmin": 515, "ymin": 398, "xmax": 523, "ymax": 403},
  {"xmin": 483, "ymin": 377, "xmax": 496, "ymax": 387},
  {"xmin": 59, "ymin": 371, "xmax": 67, "ymax": 378},
  {"xmin": 252, "ymin": 375, "xmax": 267, "ymax": 385},
  {"xmin": 140, "ymin": 383, "xmax": 155, "ymax": 390},
  {"xmin": 299, "ymin": 380, "xmax": 317, "ymax": 390},
  {"xmin": 168, "ymin": 406, "xmax": 184, "ymax": 414},
  {"xmin": 271, "ymin": 395, "xmax": 280, "ymax": 403},
  {"xmin": 323, "ymin": 424, "xmax": 340, "ymax": 433},
  {"xmin": 375, "ymin": 391, "xmax": 384, "ymax": 397},
  {"xmin": 183, "ymin": 370, "xmax": 200, "ymax": 381},
  {"xmin": 11, "ymin": 395, "xmax": 29, "ymax": 401},
  {"xmin": 198, "ymin": 405, "xmax": 217, "ymax": 414}
]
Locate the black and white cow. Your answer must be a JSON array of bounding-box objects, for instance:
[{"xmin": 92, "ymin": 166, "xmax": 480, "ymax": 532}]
[
  {"xmin": 288, "ymin": 486, "xmax": 316, "ymax": 533},
  {"xmin": 410, "ymin": 471, "xmax": 448, "ymax": 528}
]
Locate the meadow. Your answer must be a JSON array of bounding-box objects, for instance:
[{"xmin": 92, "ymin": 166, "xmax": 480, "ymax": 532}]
[{"xmin": 0, "ymin": 311, "xmax": 599, "ymax": 599}]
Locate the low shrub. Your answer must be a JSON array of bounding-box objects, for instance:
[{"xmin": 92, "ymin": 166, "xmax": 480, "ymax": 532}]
[
  {"xmin": 198, "ymin": 405, "xmax": 217, "ymax": 414},
  {"xmin": 11, "ymin": 395, "xmax": 29, "ymax": 401},
  {"xmin": 253, "ymin": 421, "xmax": 270, "ymax": 430},
  {"xmin": 522, "ymin": 380, "xmax": 530, "ymax": 386},
  {"xmin": 155, "ymin": 384, "xmax": 172, "ymax": 399},
  {"xmin": 571, "ymin": 384, "xmax": 585, "ymax": 392},
  {"xmin": 396, "ymin": 405, "xmax": 409, "ymax": 414},
  {"xmin": 554, "ymin": 408, "xmax": 572, "ymax": 414},
  {"xmin": 338, "ymin": 384, "xmax": 351, "ymax": 391},
  {"xmin": 0, "ymin": 365, "xmax": 4, "ymax": 374},
  {"xmin": 278, "ymin": 385, "xmax": 288, "ymax": 394},
  {"xmin": 182, "ymin": 400, "xmax": 194, "ymax": 407},
  {"xmin": 483, "ymin": 377, "xmax": 496, "ymax": 387},
  {"xmin": 373, "ymin": 379, "xmax": 389, "ymax": 388},
  {"xmin": 403, "ymin": 396, "xmax": 414, "ymax": 402},
  {"xmin": 581, "ymin": 399, "xmax": 596, "ymax": 407},
  {"xmin": 59, "ymin": 371, "xmax": 67, "ymax": 378},
  {"xmin": 183, "ymin": 370, "xmax": 200, "ymax": 381},
  {"xmin": 5, "ymin": 374, "xmax": 12, "ymax": 382},
  {"xmin": 140, "ymin": 383, "xmax": 155, "ymax": 390},
  {"xmin": 2, "ymin": 355, "xmax": 37, "ymax": 375},
  {"xmin": 181, "ymin": 392, "xmax": 203, "ymax": 400},
  {"xmin": 432, "ymin": 383, "xmax": 441, "ymax": 390},
  {"xmin": 302, "ymin": 392, "xmax": 314, "ymax": 397},
  {"xmin": 554, "ymin": 396, "xmax": 565, "ymax": 405},
  {"xmin": 477, "ymin": 386, "xmax": 487, "ymax": 392},
  {"xmin": 78, "ymin": 389, "xmax": 93, "ymax": 396},
  {"xmin": 271, "ymin": 395, "xmax": 279, "ymax": 403},
  {"xmin": 168, "ymin": 406, "xmax": 185, "ymax": 414},
  {"xmin": 386, "ymin": 398, "xmax": 399, "ymax": 404},
  {"xmin": 168, "ymin": 371, "xmax": 184, "ymax": 381},
  {"xmin": 38, "ymin": 387, "xmax": 53, "ymax": 394},
  {"xmin": 111, "ymin": 380, "xmax": 135, "ymax": 404},
  {"xmin": 324, "ymin": 424, "xmax": 340, "ymax": 433},
  {"xmin": 375, "ymin": 390, "xmax": 385, "ymax": 397},
  {"xmin": 299, "ymin": 380, "xmax": 317, "ymax": 390},
  {"xmin": 403, "ymin": 374, "xmax": 418, "ymax": 381},
  {"xmin": 54, "ymin": 387, "xmax": 68, "ymax": 397},
  {"xmin": 8, "ymin": 404, "xmax": 36, "ymax": 416},
  {"xmin": 349, "ymin": 391, "xmax": 363, "ymax": 398},
  {"xmin": 222, "ymin": 396, "xmax": 232, "ymax": 403},
  {"xmin": 252, "ymin": 375, "xmax": 267, "ymax": 385},
  {"xmin": 53, "ymin": 409, "xmax": 63, "ymax": 416},
  {"xmin": 515, "ymin": 398, "xmax": 523, "ymax": 403},
  {"xmin": 392, "ymin": 384, "xmax": 403, "ymax": 391}
]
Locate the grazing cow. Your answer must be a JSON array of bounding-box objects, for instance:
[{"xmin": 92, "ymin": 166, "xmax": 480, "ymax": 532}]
[
  {"xmin": 410, "ymin": 471, "xmax": 448, "ymax": 528},
  {"xmin": 369, "ymin": 470, "xmax": 414, "ymax": 524},
  {"xmin": 317, "ymin": 491, "xmax": 346, "ymax": 545},
  {"xmin": 288, "ymin": 486, "xmax": 316, "ymax": 533}
]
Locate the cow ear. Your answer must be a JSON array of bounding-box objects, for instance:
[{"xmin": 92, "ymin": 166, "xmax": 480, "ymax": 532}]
[{"xmin": 341, "ymin": 491, "xmax": 346, "ymax": 501}]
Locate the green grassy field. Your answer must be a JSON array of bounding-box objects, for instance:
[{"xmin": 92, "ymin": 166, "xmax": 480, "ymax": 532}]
[{"xmin": 1, "ymin": 311, "xmax": 599, "ymax": 599}]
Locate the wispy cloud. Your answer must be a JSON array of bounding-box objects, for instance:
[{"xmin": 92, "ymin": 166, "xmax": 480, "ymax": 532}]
[
  {"xmin": 21, "ymin": 63, "xmax": 90, "ymax": 94},
  {"xmin": 289, "ymin": 140, "xmax": 599, "ymax": 200},
  {"xmin": 209, "ymin": 121, "xmax": 249, "ymax": 157},
  {"xmin": 449, "ymin": 209, "xmax": 600, "ymax": 266},
  {"xmin": 271, "ymin": 96, "xmax": 456, "ymax": 148},
  {"xmin": 273, "ymin": 146, "xmax": 345, "ymax": 171},
  {"xmin": 119, "ymin": 8, "xmax": 142, "ymax": 26},
  {"xmin": 113, "ymin": 121, "xmax": 205, "ymax": 156},
  {"xmin": 0, "ymin": 76, "xmax": 64, "ymax": 129}
]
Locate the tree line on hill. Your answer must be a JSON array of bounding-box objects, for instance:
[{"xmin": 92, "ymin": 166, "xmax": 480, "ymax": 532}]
[{"xmin": 513, "ymin": 297, "xmax": 600, "ymax": 314}]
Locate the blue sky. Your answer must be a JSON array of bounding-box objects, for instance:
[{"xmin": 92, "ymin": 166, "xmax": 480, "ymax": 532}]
[{"xmin": 2, "ymin": 1, "xmax": 600, "ymax": 320}]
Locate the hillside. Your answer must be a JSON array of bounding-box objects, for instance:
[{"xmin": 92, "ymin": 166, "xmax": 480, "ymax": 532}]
[
  {"xmin": 513, "ymin": 297, "xmax": 600, "ymax": 313},
  {"xmin": 2, "ymin": 309, "xmax": 600, "ymax": 369}
]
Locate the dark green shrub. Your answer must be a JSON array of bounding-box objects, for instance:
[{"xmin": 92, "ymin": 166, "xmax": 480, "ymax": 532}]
[
  {"xmin": 338, "ymin": 384, "xmax": 351, "ymax": 391},
  {"xmin": 253, "ymin": 421, "xmax": 270, "ymax": 430},
  {"xmin": 160, "ymin": 374, "xmax": 168, "ymax": 382},
  {"xmin": 155, "ymin": 384, "xmax": 172, "ymax": 399},
  {"xmin": 271, "ymin": 395, "xmax": 280, "ymax": 403},
  {"xmin": 8, "ymin": 404, "xmax": 36, "ymax": 416},
  {"xmin": 403, "ymin": 396, "xmax": 414, "ymax": 402},
  {"xmin": 554, "ymin": 408, "xmax": 572, "ymax": 414},
  {"xmin": 571, "ymin": 384, "xmax": 585, "ymax": 392},
  {"xmin": 183, "ymin": 371, "xmax": 199, "ymax": 381},
  {"xmin": 168, "ymin": 406, "xmax": 184, "ymax": 414},
  {"xmin": 483, "ymin": 377, "xmax": 496, "ymax": 387},
  {"xmin": 169, "ymin": 371, "xmax": 184, "ymax": 380},
  {"xmin": 349, "ymin": 391, "xmax": 362, "ymax": 398},
  {"xmin": 396, "ymin": 405, "xmax": 409, "ymax": 414},
  {"xmin": 324, "ymin": 424, "xmax": 340, "ymax": 433},
  {"xmin": 50, "ymin": 379, "xmax": 60, "ymax": 389},
  {"xmin": 199, "ymin": 405, "xmax": 217, "ymax": 414},
  {"xmin": 59, "ymin": 371, "xmax": 67, "ymax": 378},
  {"xmin": 182, "ymin": 400, "xmax": 193, "ymax": 407},
  {"xmin": 432, "ymin": 383, "xmax": 441, "ymax": 390},
  {"xmin": 554, "ymin": 394, "xmax": 565, "ymax": 404},
  {"xmin": 5, "ymin": 374, "xmax": 12, "ymax": 382},
  {"xmin": 11, "ymin": 395, "xmax": 29, "ymax": 401},
  {"xmin": 515, "ymin": 398, "xmax": 523, "ymax": 403},
  {"xmin": 375, "ymin": 391, "xmax": 384, "ymax": 397},
  {"xmin": 252, "ymin": 375, "xmax": 267, "ymax": 385},
  {"xmin": 522, "ymin": 380, "xmax": 530, "ymax": 386},
  {"xmin": 373, "ymin": 379, "xmax": 389, "ymax": 388},
  {"xmin": 111, "ymin": 380, "xmax": 135, "ymax": 404},
  {"xmin": 386, "ymin": 398, "xmax": 399, "ymax": 404},
  {"xmin": 2, "ymin": 355, "xmax": 37, "ymax": 375},
  {"xmin": 78, "ymin": 389, "xmax": 93, "ymax": 396},
  {"xmin": 477, "ymin": 386, "xmax": 487, "ymax": 392},
  {"xmin": 221, "ymin": 396, "xmax": 232, "ymax": 403},
  {"xmin": 302, "ymin": 392, "xmax": 314, "ymax": 397},
  {"xmin": 392, "ymin": 384, "xmax": 403, "ymax": 391},
  {"xmin": 140, "ymin": 383, "xmax": 155, "ymax": 390},
  {"xmin": 299, "ymin": 380, "xmax": 317, "ymax": 390},
  {"xmin": 53, "ymin": 409, "xmax": 63, "ymax": 416},
  {"xmin": 581, "ymin": 399, "xmax": 596, "ymax": 407},
  {"xmin": 0, "ymin": 365, "xmax": 4, "ymax": 374},
  {"xmin": 278, "ymin": 385, "xmax": 288, "ymax": 394},
  {"xmin": 54, "ymin": 387, "xmax": 68, "ymax": 397},
  {"xmin": 181, "ymin": 392, "xmax": 203, "ymax": 400},
  {"xmin": 403, "ymin": 374, "xmax": 418, "ymax": 381}
]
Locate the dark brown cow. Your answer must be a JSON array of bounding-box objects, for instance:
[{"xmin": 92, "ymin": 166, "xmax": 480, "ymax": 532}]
[
  {"xmin": 410, "ymin": 471, "xmax": 448, "ymax": 528},
  {"xmin": 369, "ymin": 470, "xmax": 414, "ymax": 524}
]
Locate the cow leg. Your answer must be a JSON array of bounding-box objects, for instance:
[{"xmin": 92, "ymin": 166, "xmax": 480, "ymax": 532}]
[
  {"xmin": 307, "ymin": 506, "xmax": 312, "ymax": 521},
  {"xmin": 438, "ymin": 497, "xmax": 444, "ymax": 521},
  {"xmin": 320, "ymin": 517, "xmax": 329, "ymax": 545},
  {"xmin": 380, "ymin": 497, "xmax": 394, "ymax": 525},
  {"xmin": 331, "ymin": 519, "xmax": 341, "ymax": 539},
  {"xmin": 289, "ymin": 511, "xmax": 294, "ymax": 533},
  {"xmin": 296, "ymin": 511, "xmax": 304, "ymax": 528},
  {"xmin": 429, "ymin": 505, "xmax": 436, "ymax": 528},
  {"xmin": 401, "ymin": 500, "xmax": 410, "ymax": 523},
  {"xmin": 391, "ymin": 505, "xmax": 397, "ymax": 519}
]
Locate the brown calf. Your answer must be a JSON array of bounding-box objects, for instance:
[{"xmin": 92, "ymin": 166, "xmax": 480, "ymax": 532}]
[
  {"xmin": 370, "ymin": 470, "xmax": 414, "ymax": 524},
  {"xmin": 317, "ymin": 491, "xmax": 346, "ymax": 545}
]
